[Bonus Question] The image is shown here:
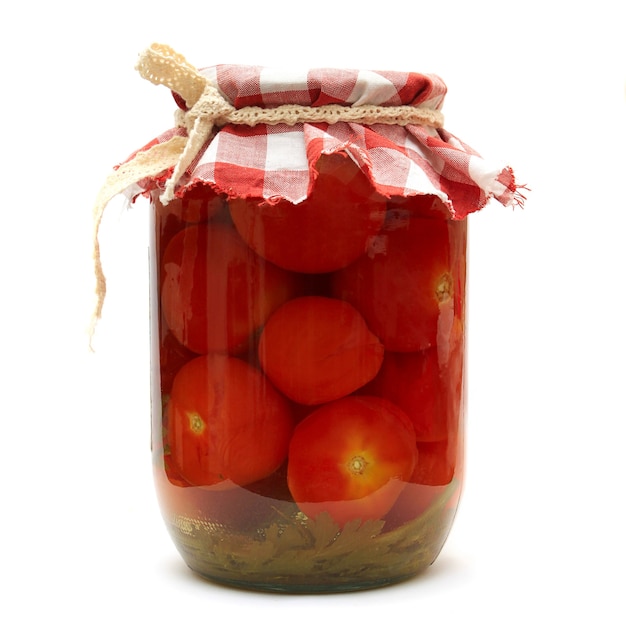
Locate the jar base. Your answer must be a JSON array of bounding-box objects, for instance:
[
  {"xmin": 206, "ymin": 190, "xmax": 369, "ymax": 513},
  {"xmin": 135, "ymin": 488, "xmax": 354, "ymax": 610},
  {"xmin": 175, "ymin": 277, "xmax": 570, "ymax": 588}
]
[
  {"xmin": 162, "ymin": 480, "xmax": 459, "ymax": 593},
  {"xmin": 189, "ymin": 569, "xmax": 424, "ymax": 594}
]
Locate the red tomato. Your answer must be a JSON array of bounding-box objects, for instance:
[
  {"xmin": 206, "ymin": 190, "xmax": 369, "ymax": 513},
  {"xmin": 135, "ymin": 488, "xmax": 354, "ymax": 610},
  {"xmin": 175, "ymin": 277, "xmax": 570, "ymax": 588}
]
[
  {"xmin": 167, "ymin": 354, "xmax": 294, "ymax": 487},
  {"xmin": 412, "ymin": 439, "xmax": 458, "ymax": 486},
  {"xmin": 258, "ymin": 296, "xmax": 384, "ymax": 405},
  {"xmin": 332, "ymin": 213, "xmax": 457, "ymax": 352},
  {"xmin": 160, "ymin": 222, "xmax": 301, "ymax": 355},
  {"xmin": 364, "ymin": 348, "xmax": 451, "ymax": 442},
  {"xmin": 383, "ymin": 434, "xmax": 461, "ymax": 530},
  {"xmin": 287, "ymin": 396, "xmax": 417, "ymax": 527},
  {"xmin": 228, "ymin": 153, "xmax": 387, "ymax": 273}
]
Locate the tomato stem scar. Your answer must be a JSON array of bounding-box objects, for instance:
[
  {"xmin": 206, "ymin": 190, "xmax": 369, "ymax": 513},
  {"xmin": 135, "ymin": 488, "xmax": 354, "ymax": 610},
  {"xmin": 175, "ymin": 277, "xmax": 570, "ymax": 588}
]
[
  {"xmin": 348, "ymin": 455, "xmax": 368, "ymax": 475},
  {"xmin": 435, "ymin": 273, "xmax": 453, "ymax": 302},
  {"xmin": 187, "ymin": 412, "xmax": 205, "ymax": 435}
]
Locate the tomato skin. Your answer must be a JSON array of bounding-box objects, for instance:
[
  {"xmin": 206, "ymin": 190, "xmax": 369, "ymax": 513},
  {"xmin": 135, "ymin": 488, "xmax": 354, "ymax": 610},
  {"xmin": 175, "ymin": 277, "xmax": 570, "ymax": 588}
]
[
  {"xmin": 364, "ymin": 348, "xmax": 450, "ymax": 442},
  {"xmin": 258, "ymin": 296, "xmax": 384, "ymax": 405},
  {"xmin": 228, "ymin": 154, "xmax": 387, "ymax": 273},
  {"xmin": 412, "ymin": 439, "xmax": 457, "ymax": 486},
  {"xmin": 167, "ymin": 354, "xmax": 294, "ymax": 487},
  {"xmin": 287, "ymin": 396, "xmax": 417, "ymax": 527},
  {"xmin": 332, "ymin": 213, "xmax": 455, "ymax": 352},
  {"xmin": 160, "ymin": 222, "xmax": 301, "ymax": 355}
]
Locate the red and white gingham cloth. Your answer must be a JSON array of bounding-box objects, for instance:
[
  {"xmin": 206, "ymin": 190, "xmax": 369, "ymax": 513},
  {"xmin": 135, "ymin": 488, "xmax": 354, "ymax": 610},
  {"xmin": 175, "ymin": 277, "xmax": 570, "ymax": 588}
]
[{"xmin": 131, "ymin": 65, "xmax": 520, "ymax": 219}]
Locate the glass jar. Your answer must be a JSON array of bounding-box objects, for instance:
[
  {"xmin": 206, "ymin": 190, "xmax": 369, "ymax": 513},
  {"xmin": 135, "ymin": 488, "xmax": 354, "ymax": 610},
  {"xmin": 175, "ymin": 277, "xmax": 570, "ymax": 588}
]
[
  {"xmin": 149, "ymin": 157, "xmax": 467, "ymax": 592},
  {"xmin": 93, "ymin": 43, "xmax": 520, "ymax": 594}
]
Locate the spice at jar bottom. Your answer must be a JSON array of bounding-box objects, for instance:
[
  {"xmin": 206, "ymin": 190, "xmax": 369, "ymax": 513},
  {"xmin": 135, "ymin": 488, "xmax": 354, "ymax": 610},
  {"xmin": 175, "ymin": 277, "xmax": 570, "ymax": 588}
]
[{"xmin": 93, "ymin": 43, "xmax": 523, "ymax": 593}]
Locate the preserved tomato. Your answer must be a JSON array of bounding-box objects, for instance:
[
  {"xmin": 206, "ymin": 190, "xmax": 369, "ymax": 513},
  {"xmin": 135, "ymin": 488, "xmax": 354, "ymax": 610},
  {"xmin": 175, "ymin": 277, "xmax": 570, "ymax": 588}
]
[
  {"xmin": 167, "ymin": 353, "xmax": 294, "ymax": 487},
  {"xmin": 228, "ymin": 154, "xmax": 387, "ymax": 273},
  {"xmin": 160, "ymin": 222, "xmax": 301, "ymax": 355},
  {"xmin": 363, "ymin": 347, "xmax": 451, "ymax": 442},
  {"xmin": 332, "ymin": 210, "xmax": 459, "ymax": 352},
  {"xmin": 286, "ymin": 396, "xmax": 418, "ymax": 527},
  {"xmin": 258, "ymin": 296, "xmax": 384, "ymax": 405}
]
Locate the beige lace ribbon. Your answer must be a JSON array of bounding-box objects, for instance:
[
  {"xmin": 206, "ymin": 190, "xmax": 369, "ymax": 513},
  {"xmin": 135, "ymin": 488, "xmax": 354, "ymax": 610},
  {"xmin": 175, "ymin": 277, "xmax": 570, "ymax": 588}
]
[{"xmin": 91, "ymin": 43, "xmax": 445, "ymax": 343}]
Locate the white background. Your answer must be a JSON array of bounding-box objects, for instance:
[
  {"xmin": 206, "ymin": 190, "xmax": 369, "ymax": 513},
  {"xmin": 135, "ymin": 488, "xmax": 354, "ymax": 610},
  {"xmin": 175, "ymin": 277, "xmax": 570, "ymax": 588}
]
[{"xmin": 2, "ymin": 1, "xmax": 624, "ymax": 624}]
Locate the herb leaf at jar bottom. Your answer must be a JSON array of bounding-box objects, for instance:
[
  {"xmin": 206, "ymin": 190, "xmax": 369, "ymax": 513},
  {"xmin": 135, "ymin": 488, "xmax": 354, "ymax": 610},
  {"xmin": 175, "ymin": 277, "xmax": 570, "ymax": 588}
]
[{"xmin": 165, "ymin": 480, "xmax": 458, "ymax": 590}]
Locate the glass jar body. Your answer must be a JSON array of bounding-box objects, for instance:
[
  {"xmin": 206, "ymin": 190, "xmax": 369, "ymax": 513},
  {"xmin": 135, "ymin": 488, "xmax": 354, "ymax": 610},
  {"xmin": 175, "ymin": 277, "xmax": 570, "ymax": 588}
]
[{"xmin": 149, "ymin": 156, "xmax": 467, "ymax": 592}]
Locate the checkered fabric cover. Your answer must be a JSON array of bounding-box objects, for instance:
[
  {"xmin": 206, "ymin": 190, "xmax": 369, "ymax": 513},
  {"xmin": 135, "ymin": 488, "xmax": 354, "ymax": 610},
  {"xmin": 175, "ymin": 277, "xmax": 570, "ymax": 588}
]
[{"xmin": 130, "ymin": 65, "xmax": 519, "ymax": 219}]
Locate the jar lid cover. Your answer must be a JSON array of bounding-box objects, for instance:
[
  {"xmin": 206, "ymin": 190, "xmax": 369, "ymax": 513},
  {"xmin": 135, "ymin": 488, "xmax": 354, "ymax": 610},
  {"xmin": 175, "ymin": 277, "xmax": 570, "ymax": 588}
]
[{"xmin": 122, "ymin": 44, "xmax": 521, "ymax": 218}]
